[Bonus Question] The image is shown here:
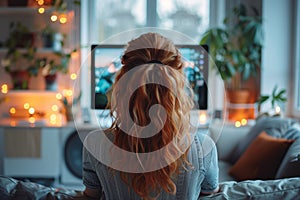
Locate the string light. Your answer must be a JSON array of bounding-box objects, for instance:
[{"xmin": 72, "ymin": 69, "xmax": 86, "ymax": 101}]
[
  {"xmin": 38, "ymin": 7, "xmax": 45, "ymax": 14},
  {"xmin": 59, "ymin": 14, "xmax": 67, "ymax": 24},
  {"xmin": 29, "ymin": 117, "xmax": 36, "ymax": 124},
  {"xmin": 51, "ymin": 105, "xmax": 58, "ymax": 112},
  {"xmin": 70, "ymin": 73, "xmax": 77, "ymax": 80},
  {"xmin": 24, "ymin": 103, "xmax": 30, "ymax": 110},
  {"xmin": 235, "ymin": 121, "xmax": 241, "ymax": 128},
  {"xmin": 51, "ymin": 14, "xmax": 58, "ymax": 22},
  {"xmin": 241, "ymin": 118, "xmax": 247, "ymax": 126},
  {"xmin": 37, "ymin": 0, "xmax": 44, "ymax": 6},
  {"xmin": 1, "ymin": 84, "xmax": 8, "ymax": 94},
  {"xmin": 9, "ymin": 107, "xmax": 16, "ymax": 115},
  {"xmin": 56, "ymin": 93, "xmax": 62, "ymax": 100},
  {"xmin": 50, "ymin": 114, "xmax": 57, "ymax": 121},
  {"xmin": 28, "ymin": 107, "xmax": 35, "ymax": 115}
]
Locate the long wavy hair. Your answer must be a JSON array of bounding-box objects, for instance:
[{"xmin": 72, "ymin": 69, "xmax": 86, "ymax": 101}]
[{"xmin": 108, "ymin": 33, "xmax": 194, "ymax": 199}]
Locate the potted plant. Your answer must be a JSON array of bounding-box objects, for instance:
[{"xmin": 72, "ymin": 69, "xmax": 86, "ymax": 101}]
[
  {"xmin": 0, "ymin": 22, "xmax": 40, "ymax": 89},
  {"xmin": 200, "ymin": 4, "xmax": 263, "ymax": 104},
  {"xmin": 39, "ymin": 48, "xmax": 77, "ymax": 90},
  {"xmin": 257, "ymin": 85, "xmax": 287, "ymax": 116}
]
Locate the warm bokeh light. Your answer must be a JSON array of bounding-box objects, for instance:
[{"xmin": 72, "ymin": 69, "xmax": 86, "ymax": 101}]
[
  {"xmin": 24, "ymin": 103, "xmax": 30, "ymax": 110},
  {"xmin": 1, "ymin": 84, "xmax": 8, "ymax": 93},
  {"xmin": 198, "ymin": 112, "xmax": 207, "ymax": 124},
  {"xmin": 9, "ymin": 107, "xmax": 16, "ymax": 114},
  {"xmin": 63, "ymin": 89, "xmax": 73, "ymax": 97},
  {"xmin": 51, "ymin": 105, "xmax": 58, "ymax": 112},
  {"xmin": 37, "ymin": 0, "xmax": 44, "ymax": 5},
  {"xmin": 70, "ymin": 73, "xmax": 77, "ymax": 80},
  {"xmin": 59, "ymin": 14, "xmax": 67, "ymax": 24},
  {"xmin": 241, "ymin": 118, "xmax": 247, "ymax": 126},
  {"xmin": 38, "ymin": 7, "xmax": 45, "ymax": 14},
  {"xmin": 56, "ymin": 93, "xmax": 62, "ymax": 100},
  {"xmin": 275, "ymin": 106, "xmax": 281, "ymax": 114},
  {"xmin": 51, "ymin": 14, "xmax": 58, "ymax": 22},
  {"xmin": 235, "ymin": 121, "xmax": 241, "ymax": 127},
  {"xmin": 50, "ymin": 114, "xmax": 57, "ymax": 121},
  {"xmin": 28, "ymin": 107, "xmax": 35, "ymax": 115},
  {"xmin": 28, "ymin": 117, "xmax": 36, "ymax": 123}
]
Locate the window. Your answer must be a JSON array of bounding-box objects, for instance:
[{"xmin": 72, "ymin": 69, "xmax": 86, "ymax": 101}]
[
  {"xmin": 291, "ymin": 0, "xmax": 300, "ymax": 117},
  {"xmin": 90, "ymin": 0, "xmax": 210, "ymax": 42}
]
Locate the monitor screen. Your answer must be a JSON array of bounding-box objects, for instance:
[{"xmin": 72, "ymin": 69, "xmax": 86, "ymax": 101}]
[{"xmin": 91, "ymin": 44, "xmax": 208, "ymax": 110}]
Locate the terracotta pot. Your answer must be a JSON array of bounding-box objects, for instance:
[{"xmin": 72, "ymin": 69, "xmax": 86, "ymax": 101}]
[
  {"xmin": 10, "ymin": 70, "xmax": 30, "ymax": 90},
  {"xmin": 226, "ymin": 89, "xmax": 250, "ymax": 104}
]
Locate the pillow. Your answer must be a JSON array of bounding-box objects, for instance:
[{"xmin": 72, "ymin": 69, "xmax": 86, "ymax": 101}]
[
  {"xmin": 229, "ymin": 117, "xmax": 297, "ymax": 164},
  {"xmin": 276, "ymin": 125, "xmax": 300, "ymax": 178},
  {"xmin": 229, "ymin": 131, "xmax": 294, "ymax": 181}
]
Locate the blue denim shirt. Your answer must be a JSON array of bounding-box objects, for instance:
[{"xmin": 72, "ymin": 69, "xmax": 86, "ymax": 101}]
[{"xmin": 83, "ymin": 131, "xmax": 219, "ymax": 200}]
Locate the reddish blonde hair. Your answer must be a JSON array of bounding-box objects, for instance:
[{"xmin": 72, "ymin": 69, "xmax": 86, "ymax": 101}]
[{"xmin": 108, "ymin": 33, "xmax": 194, "ymax": 199}]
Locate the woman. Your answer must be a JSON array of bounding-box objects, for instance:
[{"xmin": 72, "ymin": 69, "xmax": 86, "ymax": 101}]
[{"xmin": 83, "ymin": 32, "xmax": 219, "ymax": 199}]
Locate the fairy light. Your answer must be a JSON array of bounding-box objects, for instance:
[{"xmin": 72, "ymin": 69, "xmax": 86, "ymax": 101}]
[
  {"xmin": 63, "ymin": 89, "xmax": 73, "ymax": 97},
  {"xmin": 29, "ymin": 117, "xmax": 36, "ymax": 124},
  {"xmin": 56, "ymin": 93, "xmax": 62, "ymax": 100},
  {"xmin": 28, "ymin": 107, "xmax": 35, "ymax": 115},
  {"xmin": 9, "ymin": 107, "xmax": 16, "ymax": 114},
  {"xmin": 38, "ymin": 7, "xmax": 45, "ymax": 14},
  {"xmin": 235, "ymin": 121, "xmax": 241, "ymax": 128},
  {"xmin": 37, "ymin": 0, "xmax": 44, "ymax": 5},
  {"xmin": 24, "ymin": 103, "xmax": 30, "ymax": 110},
  {"xmin": 51, "ymin": 105, "xmax": 58, "ymax": 112},
  {"xmin": 1, "ymin": 84, "xmax": 8, "ymax": 94},
  {"xmin": 51, "ymin": 14, "xmax": 58, "ymax": 22},
  {"xmin": 50, "ymin": 114, "xmax": 57, "ymax": 121},
  {"xmin": 241, "ymin": 118, "xmax": 248, "ymax": 126},
  {"xmin": 59, "ymin": 14, "xmax": 67, "ymax": 24},
  {"xmin": 70, "ymin": 73, "xmax": 77, "ymax": 80}
]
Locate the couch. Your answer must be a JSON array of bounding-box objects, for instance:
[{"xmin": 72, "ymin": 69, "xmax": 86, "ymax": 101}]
[
  {"xmin": 0, "ymin": 117, "xmax": 300, "ymax": 199},
  {"xmin": 205, "ymin": 116, "xmax": 300, "ymax": 199}
]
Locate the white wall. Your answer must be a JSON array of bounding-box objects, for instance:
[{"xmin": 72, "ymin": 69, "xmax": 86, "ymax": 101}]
[{"xmin": 261, "ymin": 0, "xmax": 292, "ymax": 107}]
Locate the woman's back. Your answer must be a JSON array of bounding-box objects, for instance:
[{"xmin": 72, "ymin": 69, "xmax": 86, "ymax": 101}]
[{"xmin": 83, "ymin": 130, "xmax": 219, "ymax": 200}]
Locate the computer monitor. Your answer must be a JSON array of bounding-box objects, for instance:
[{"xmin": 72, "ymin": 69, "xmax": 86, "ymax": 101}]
[{"xmin": 91, "ymin": 44, "xmax": 208, "ymax": 110}]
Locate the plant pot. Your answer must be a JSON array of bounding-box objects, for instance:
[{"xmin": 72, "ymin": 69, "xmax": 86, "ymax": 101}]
[
  {"xmin": 226, "ymin": 89, "xmax": 250, "ymax": 104},
  {"xmin": 44, "ymin": 73, "xmax": 57, "ymax": 91},
  {"xmin": 7, "ymin": 0, "xmax": 28, "ymax": 7},
  {"xmin": 10, "ymin": 70, "xmax": 30, "ymax": 90}
]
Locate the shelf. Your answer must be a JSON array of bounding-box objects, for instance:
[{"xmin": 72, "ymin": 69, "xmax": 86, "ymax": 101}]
[
  {"xmin": 0, "ymin": 6, "xmax": 54, "ymax": 15},
  {"xmin": 0, "ymin": 48, "xmax": 63, "ymax": 54},
  {"xmin": 1, "ymin": 90, "xmax": 58, "ymax": 95}
]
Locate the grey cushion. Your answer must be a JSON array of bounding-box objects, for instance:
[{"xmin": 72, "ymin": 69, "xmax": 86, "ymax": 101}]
[
  {"xmin": 276, "ymin": 124, "xmax": 300, "ymax": 178},
  {"xmin": 199, "ymin": 177, "xmax": 300, "ymax": 200},
  {"xmin": 228, "ymin": 117, "xmax": 297, "ymax": 164}
]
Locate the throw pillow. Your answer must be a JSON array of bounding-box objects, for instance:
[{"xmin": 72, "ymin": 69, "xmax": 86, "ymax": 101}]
[
  {"xmin": 229, "ymin": 131, "xmax": 294, "ymax": 181},
  {"xmin": 276, "ymin": 124, "xmax": 300, "ymax": 178}
]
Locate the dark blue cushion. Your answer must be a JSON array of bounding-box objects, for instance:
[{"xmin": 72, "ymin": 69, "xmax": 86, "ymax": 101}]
[{"xmin": 276, "ymin": 124, "xmax": 300, "ymax": 178}]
